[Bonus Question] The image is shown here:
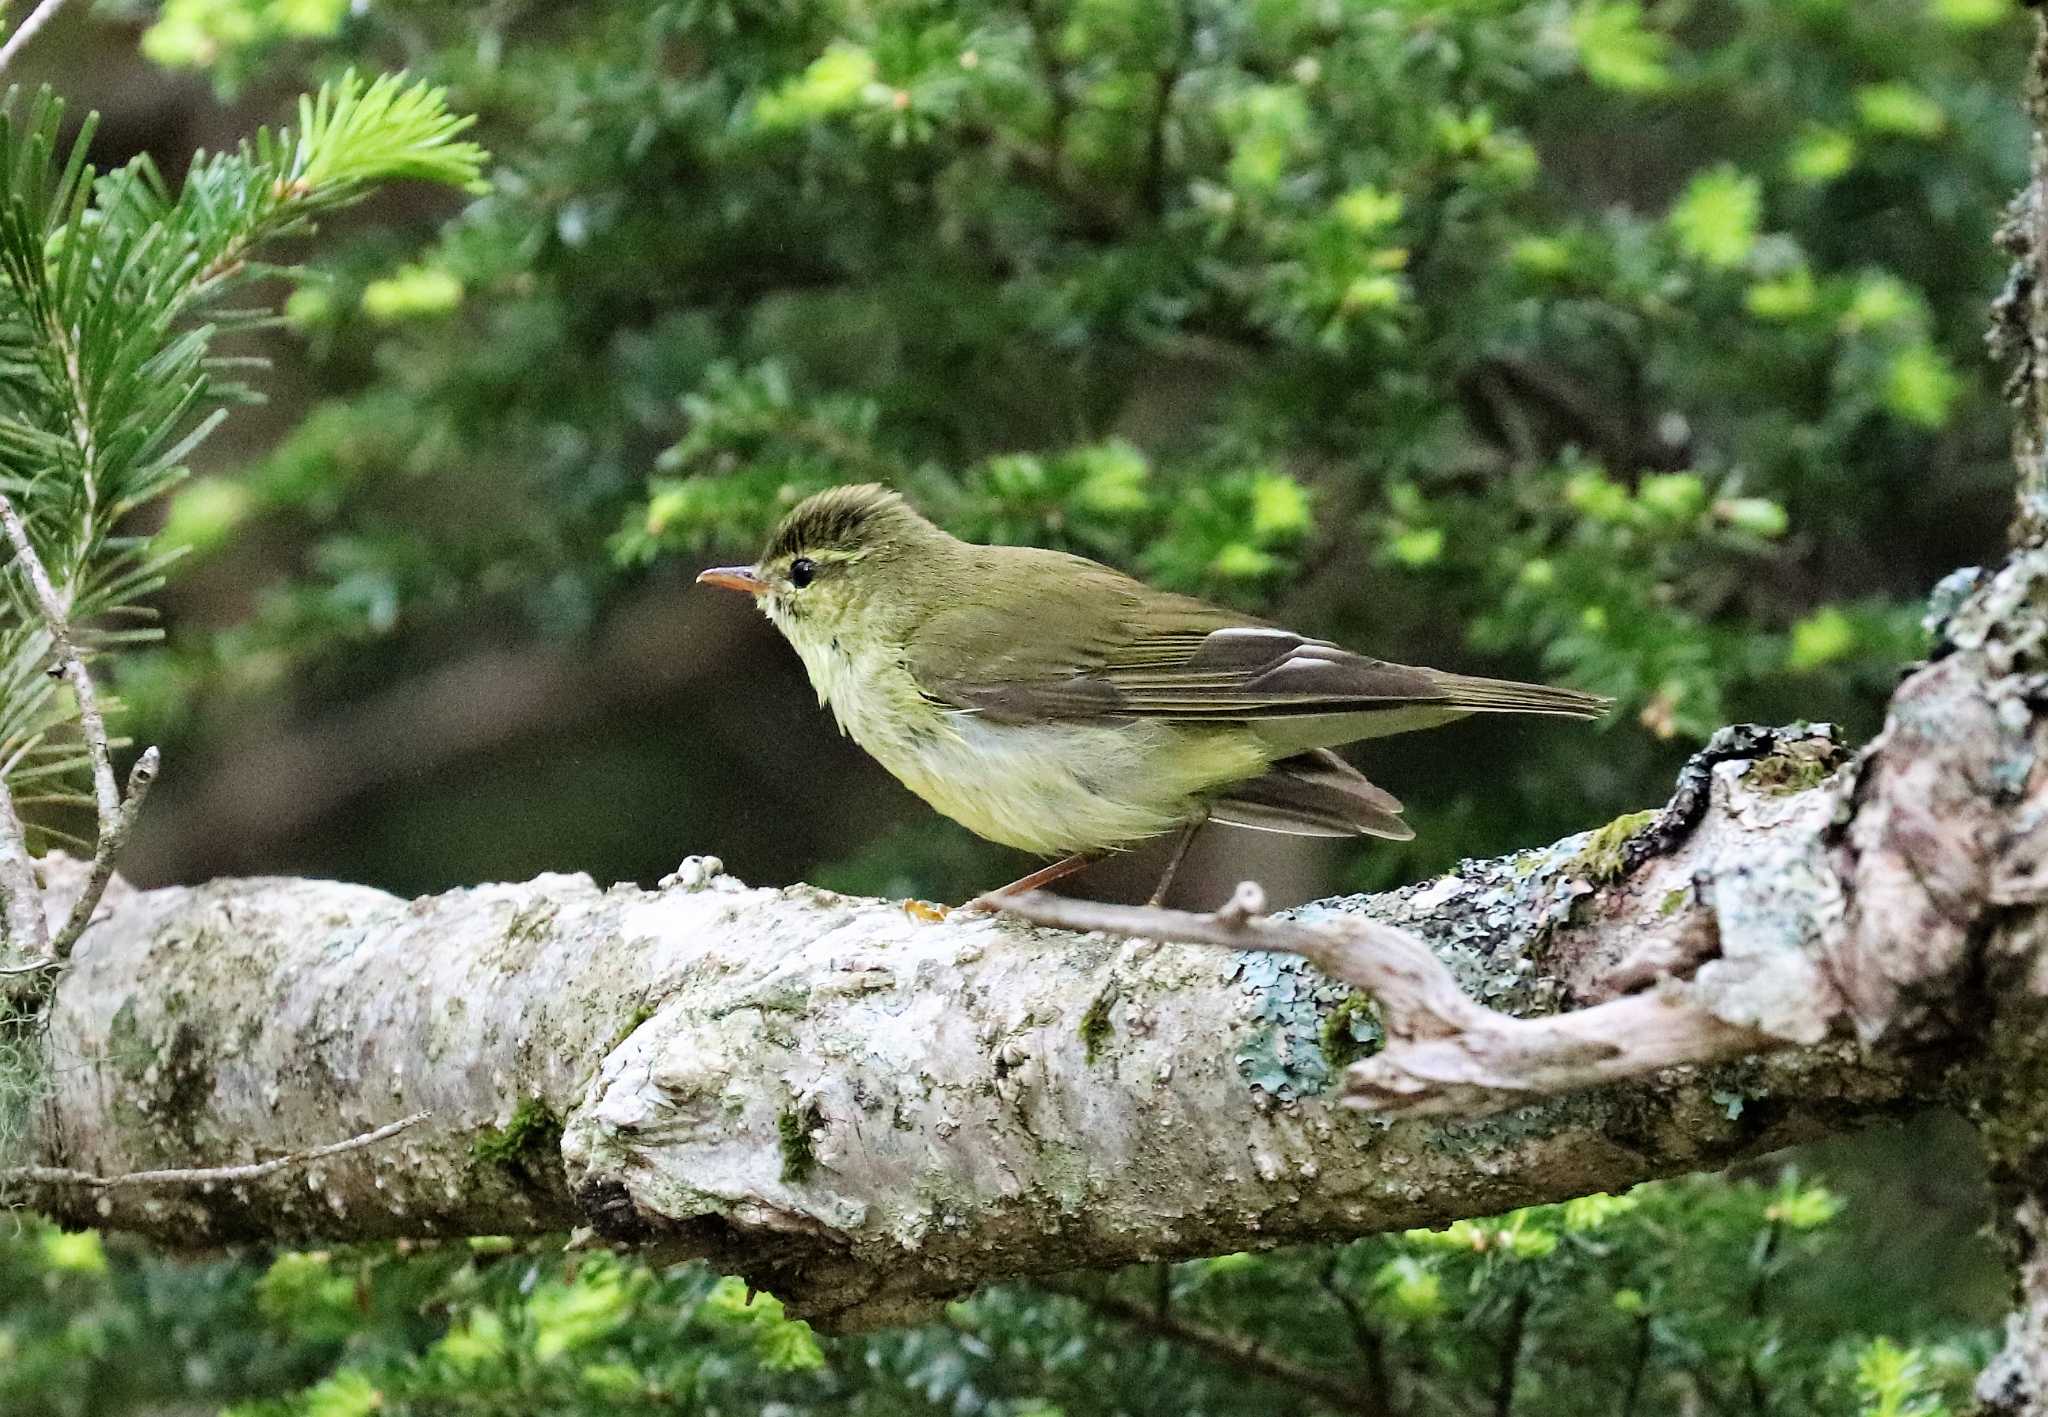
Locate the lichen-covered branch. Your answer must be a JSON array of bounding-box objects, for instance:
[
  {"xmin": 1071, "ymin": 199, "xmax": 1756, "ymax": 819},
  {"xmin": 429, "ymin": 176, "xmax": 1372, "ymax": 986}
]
[
  {"xmin": 994, "ymin": 881, "xmax": 1779, "ymax": 1120},
  {"xmin": 1954, "ymin": 18, "xmax": 2048, "ymax": 1407},
  {"xmin": 3, "ymin": 713, "xmax": 1939, "ymax": 1326}
]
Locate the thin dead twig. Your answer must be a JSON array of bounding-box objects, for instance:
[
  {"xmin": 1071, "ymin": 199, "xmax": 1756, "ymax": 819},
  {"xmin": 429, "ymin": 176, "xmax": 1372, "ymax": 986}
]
[
  {"xmin": 2, "ymin": 1110, "xmax": 429, "ymax": 1191},
  {"xmin": 49, "ymin": 746, "xmax": 155, "ymax": 955}
]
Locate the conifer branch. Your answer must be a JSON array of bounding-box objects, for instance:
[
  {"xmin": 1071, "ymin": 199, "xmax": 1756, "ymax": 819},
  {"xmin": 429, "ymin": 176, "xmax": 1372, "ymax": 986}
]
[
  {"xmin": 0, "ymin": 75, "xmax": 485, "ymax": 982},
  {"xmin": 0, "ymin": 489, "xmax": 123, "ymax": 957},
  {"xmin": 0, "ymin": 739, "xmax": 1927, "ymax": 1321}
]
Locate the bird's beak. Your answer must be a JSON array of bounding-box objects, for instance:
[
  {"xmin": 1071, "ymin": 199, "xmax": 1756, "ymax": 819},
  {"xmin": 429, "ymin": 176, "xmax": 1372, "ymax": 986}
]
[{"xmin": 696, "ymin": 565, "xmax": 769, "ymax": 596}]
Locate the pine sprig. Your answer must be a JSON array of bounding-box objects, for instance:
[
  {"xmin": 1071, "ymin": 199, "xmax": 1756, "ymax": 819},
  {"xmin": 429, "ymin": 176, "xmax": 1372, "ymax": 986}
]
[
  {"xmin": 0, "ymin": 71, "xmax": 487, "ymax": 970},
  {"xmin": 289, "ymin": 70, "xmax": 491, "ymax": 197}
]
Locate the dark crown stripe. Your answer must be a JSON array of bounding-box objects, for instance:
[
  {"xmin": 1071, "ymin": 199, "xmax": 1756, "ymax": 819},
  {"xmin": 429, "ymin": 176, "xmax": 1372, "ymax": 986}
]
[{"xmin": 764, "ymin": 483, "xmax": 912, "ymax": 562}]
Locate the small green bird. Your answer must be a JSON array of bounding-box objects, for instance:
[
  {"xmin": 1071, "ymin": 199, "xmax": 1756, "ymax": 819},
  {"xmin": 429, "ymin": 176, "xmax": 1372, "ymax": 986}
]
[{"xmin": 699, "ymin": 484, "xmax": 1607, "ymax": 903}]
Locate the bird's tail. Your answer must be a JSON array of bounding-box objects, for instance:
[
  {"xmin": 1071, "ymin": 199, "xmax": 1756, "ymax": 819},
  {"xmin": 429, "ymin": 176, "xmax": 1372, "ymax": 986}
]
[
  {"xmin": 1209, "ymin": 750, "xmax": 1416, "ymax": 841},
  {"xmin": 1428, "ymin": 671, "xmax": 1611, "ymax": 720}
]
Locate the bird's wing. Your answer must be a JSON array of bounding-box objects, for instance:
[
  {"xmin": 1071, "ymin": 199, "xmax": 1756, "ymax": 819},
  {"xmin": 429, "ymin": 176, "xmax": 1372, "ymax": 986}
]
[
  {"xmin": 903, "ymin": 549, "xmax": 1456, "ymax": 724},
  {"xmin": 1093, "ymin": 623, "xmax": 1456, "ymax": 719}
]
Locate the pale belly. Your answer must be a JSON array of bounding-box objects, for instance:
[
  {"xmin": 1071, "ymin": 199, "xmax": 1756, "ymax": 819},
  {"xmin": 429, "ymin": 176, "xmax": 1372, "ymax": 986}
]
[
  {"xmin": 875, "ymin": 712, "xmax": 1270, "ymax": 856},
  {"xmin": 799, "ymin": 642, "xmax": 1270, "ymax": 856}
]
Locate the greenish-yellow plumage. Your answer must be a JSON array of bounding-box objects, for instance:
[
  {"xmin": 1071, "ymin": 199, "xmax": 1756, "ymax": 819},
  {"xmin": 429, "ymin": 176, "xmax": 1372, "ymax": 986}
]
[{"xmin": 698, "ymin": 484, "xmax": 1607, "ymax": 895}]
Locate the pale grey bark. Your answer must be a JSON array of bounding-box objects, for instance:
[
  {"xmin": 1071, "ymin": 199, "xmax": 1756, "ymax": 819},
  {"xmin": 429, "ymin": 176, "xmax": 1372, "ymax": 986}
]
[{"xmin": 9, "ymin": 723, "xmax": 1926, "ymax": 1327}]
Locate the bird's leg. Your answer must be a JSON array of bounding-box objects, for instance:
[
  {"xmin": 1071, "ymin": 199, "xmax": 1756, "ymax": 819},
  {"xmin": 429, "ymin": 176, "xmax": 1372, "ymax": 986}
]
[
  {"xmin": 918, "ymin": 854, "xmax": 1106, "ymax": 922},
  {"xmin": 987, "ymin": 851, "xmax": 1101, "ymax": 899},
  {"xmin": 1146, "ymin": 818, "xmax": 1204, "ymax": 908},
  {"xmin": 945, "ymin": 853, "xmax": 1105, "ymax": 920}
]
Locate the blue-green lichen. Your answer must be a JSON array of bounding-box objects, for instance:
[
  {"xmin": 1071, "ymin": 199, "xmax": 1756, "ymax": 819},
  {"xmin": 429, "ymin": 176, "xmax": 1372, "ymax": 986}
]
[
  {"xmin": 1234, "ymin": 951, "xmax": 1393, "ymax": 1097},
  {"xmin": 1232, "ymin": 849, "xmax": 1588, "ymax": 1097},
  {"xmin": 1231, "ymin": 951, "xmax": 1341, "ymax": 1098}
]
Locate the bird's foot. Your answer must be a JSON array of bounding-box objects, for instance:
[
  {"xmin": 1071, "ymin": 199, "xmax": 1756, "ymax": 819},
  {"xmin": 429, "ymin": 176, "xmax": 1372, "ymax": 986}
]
[{"xmin": 901, "ymin": 898, "xmax": 951, "ymax": 923}]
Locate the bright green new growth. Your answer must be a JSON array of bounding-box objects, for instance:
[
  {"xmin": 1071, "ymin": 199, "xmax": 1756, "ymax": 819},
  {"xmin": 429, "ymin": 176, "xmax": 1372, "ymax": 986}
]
[{"xmin": 0, "ymin": 1169, "xmax": 1991, "ymax": 1415}]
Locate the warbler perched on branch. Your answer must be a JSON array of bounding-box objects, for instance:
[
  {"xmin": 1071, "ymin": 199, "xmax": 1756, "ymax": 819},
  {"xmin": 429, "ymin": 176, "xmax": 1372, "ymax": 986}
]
[{"xmin": 699, "ymin": 484, "xmax": 1607, "ymax": 903}]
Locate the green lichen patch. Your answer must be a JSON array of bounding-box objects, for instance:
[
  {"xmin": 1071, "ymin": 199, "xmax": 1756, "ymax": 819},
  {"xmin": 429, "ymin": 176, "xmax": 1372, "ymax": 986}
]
[
  {"xmin": 1745, "ymin": 745, "xmax": 1837, "ymax": 795},
  {"xmin": 1079, "ymin": 990, "xmax": 1116, "ymax": 1064},
  {"xmin": 472, "ymin": 1097, "xmax": 564, "ymax": 1185},
  {"xmin": 1568, "ymin": 810, "xmax": 1658, "ymax": 884},
  {"xmin": 778, "ymin": 1102, "xmax": 823, "ymax": 1183},
  {"xmin": 1321, "ymin": 993, "xmax": 1385, "ymax": 1069},
  {"xmin": 504, "ymin": 900, "xmax": 560, "ymax": 943},
  {"xmin": 610, "ymin": 1000, "xmax": 658, "ymax": 1051}
]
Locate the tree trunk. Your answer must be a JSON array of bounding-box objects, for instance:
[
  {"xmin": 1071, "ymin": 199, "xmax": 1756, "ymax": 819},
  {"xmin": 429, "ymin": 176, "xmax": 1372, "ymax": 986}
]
[{"xmin": 1963, "ymin": 22, "xmax": 2048, "ymax": 1412}]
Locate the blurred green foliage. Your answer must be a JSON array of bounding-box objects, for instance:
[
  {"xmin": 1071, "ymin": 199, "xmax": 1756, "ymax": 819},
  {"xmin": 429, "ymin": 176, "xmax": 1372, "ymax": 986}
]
[
  {"xmin": 0, "ymin": 1169, "xmax": 1999, "ymax": 1415},
  {"xmin": 110, "ymin": 0, "xmax": 2027, "ymax": 889}
]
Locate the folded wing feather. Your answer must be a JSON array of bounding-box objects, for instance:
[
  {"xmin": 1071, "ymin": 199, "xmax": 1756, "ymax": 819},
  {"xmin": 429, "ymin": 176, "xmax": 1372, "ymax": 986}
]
[{"xmin": 1210, "ymin": 749, "xmax": 1416, "ymax": 840}]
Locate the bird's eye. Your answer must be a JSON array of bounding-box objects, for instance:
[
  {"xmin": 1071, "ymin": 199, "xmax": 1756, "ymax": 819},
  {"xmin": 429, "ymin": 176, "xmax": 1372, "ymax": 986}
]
[{"xmin": 789, "ymin": 557, "xmax": 816, "ymax": 589}]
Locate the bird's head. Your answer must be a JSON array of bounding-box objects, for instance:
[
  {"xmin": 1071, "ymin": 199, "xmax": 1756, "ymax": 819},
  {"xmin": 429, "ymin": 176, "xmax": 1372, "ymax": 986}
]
[{"xmin": 696, "ymin": 484, "xmax": 956, "ymax": 655}]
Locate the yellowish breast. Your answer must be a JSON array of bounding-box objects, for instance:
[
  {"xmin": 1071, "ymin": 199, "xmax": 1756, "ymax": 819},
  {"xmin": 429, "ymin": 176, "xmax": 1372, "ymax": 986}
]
[{"xmin": 789, "ymin": 634, "xmax": 1269, "ymax": 856}]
